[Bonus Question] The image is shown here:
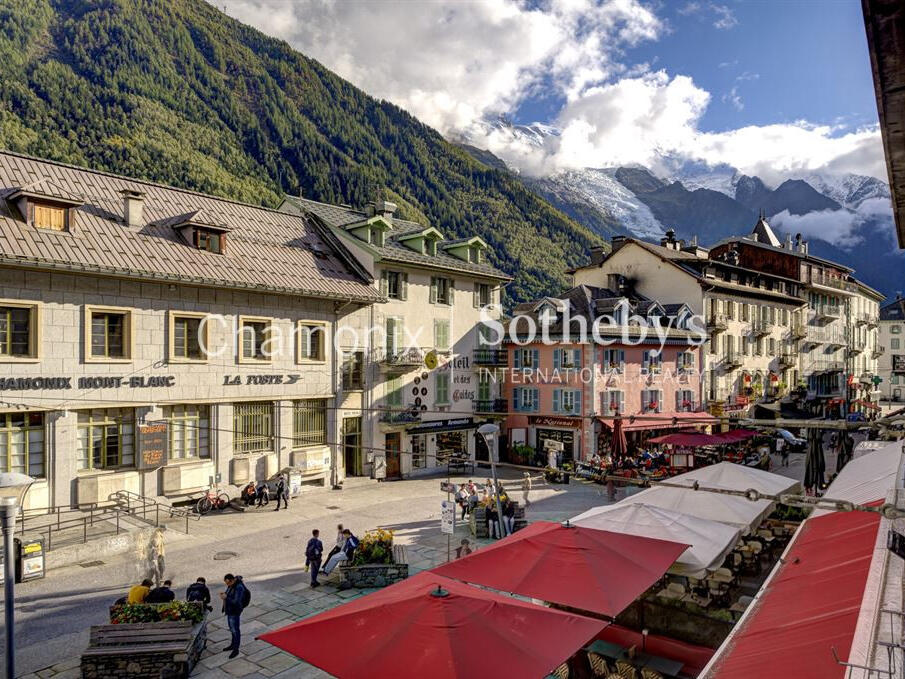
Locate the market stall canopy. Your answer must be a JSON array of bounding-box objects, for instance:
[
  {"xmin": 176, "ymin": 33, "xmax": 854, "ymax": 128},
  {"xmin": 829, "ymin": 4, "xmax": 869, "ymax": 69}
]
[
  {"xmin": 430, "ymin": 521, "xmax": 688, "ymax": 618},
  {"xmin": 619, "ymin": 484, "xmax": 772, "ymax": 533},
  {"xmin": 813, "ymin": 440, "xmax": 904, "ymax": 517},
  {"xmin": 713, "ymin": 429, "xmax": 759, "ymax": 442},
  {"xmin": 259, "ymin": 572, "xmax": 606, "ymax": 679},
  {"xmin": 701, "ymin": 510, "xmax": 880, "ymax": 679},
  {"xmin": 648, "ymin": 432, "xmax": 721, "ymax": 446},
  {"xmin": 599, "ymin": 412, "xmax": 719, "ymax": 432},
  {"xmin": 668, "ymin": 461, "xmax": 800, "ymax": 496},
  {"xmin": 571, "ymin": 503, "xmax": 741, "ymax": 578}
]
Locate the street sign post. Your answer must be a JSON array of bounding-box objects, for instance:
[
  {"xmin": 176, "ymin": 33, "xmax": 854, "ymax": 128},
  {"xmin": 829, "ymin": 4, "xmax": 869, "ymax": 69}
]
[{"xmin": 441, "ymin": 500, "xmax": 456, "ymax": 535}]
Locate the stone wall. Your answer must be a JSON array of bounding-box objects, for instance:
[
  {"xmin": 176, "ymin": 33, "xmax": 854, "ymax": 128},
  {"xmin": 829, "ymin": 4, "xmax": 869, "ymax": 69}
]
[{"xmin": 339, "ymin": 562, "xmax": 409, "ymax": 589}]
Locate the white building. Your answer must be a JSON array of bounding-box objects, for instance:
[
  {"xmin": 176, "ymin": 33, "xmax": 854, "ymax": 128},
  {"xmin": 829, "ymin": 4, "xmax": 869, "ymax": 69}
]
[
  {"xmin": 0, "ymin": 152, "xmax": 381, "ymax": 509},
  {"xmin": 878, "ymin": 296, "xmax": 905, "ymax": 401},
  {"xmin": 280, "ymin": 196, "xmax": 510, "ymax": 479}
]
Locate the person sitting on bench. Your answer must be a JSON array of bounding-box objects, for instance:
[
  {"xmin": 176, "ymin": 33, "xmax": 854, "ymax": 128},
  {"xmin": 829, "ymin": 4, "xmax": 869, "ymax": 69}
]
[{"xmin": 323, "ymin": 529, "xmax": 359, "ymax": 574}]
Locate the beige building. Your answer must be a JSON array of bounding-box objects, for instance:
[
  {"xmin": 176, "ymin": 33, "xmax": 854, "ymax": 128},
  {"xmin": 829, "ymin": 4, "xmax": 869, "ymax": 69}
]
[
  {"xmin": 0, "ymin": 152, "xmax": 381, "ymax": 509},
  {"xmin": 280, "ymin": 196, "xmax": 509, "ymax": 479},
  {"xmin": 878, "ymin": 297, "xmax": 905, "ymax": 401}
]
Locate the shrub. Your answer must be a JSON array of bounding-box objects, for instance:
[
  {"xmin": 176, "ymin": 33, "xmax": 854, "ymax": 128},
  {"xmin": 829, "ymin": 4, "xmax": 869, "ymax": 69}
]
[
  {"xmin": 110, "ymin": 601, "xmax": 204, "ymax": 625},
  {"xmin": 351, "ymin": 528, "xmax": 395, "ymax": 566}
]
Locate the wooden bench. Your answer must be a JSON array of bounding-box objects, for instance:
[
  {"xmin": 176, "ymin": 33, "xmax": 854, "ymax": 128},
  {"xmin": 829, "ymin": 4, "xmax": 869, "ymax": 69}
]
[{"xmin": 81, "ymin": 619, "xmax": 207, "ymax": 679}]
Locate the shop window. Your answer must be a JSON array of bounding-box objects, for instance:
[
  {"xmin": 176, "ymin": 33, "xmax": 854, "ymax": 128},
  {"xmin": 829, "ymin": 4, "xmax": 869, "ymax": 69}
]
[
  {"xmin": 292, "ymin": 399, "xmax": 327, "ymax": 448},
  {"xmin": 88, "ymin": 308, "xmax": 131, "ymax": 359},
  {"xmin": 239, "ymin": 317, "xmax": 272, "ymax": 362},
  {"xmin": 170, "ymin": 313, "xmax": 206, "ymax": 361},
  {"xmin": 0, "ymin": 412, "xmax": 44, "ymax": 477},
  {"xmin": 233, "ymin": 402, "xmax": 274, "ymax": 454},
  {"xmin": 77, "ymin": 408, "xmax": 135, "ymax": 470},
  {"xmin": 342, "ymin": 351, "xmax": 365, "ymax": 390},
  {"xmin": 436, "ymin": 373, "xmax": 450, "ymax": 404},
  {"xmin": 297, "ymin": 322, "xmax": 326, "ymax": 362},
  {"xmin": 411, "ymin": 434, "xmax": 427, "ymax": 469},
  {"xmin": 0, "ymin": 303, "xmax": 38, "ymax": 359},
  {"xmin": 163, "ymin": 404, "xmax": 210, "ymax": 459}
]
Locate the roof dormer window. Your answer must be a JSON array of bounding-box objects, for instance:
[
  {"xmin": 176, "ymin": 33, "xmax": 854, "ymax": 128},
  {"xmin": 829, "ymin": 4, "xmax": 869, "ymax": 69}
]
[
  {"xmin": 193, "ymin": 228, "xmax": 225, "ymax": 254},
  {"xmin": 426, "ymin": 239, "xmax": 437, "ymax": 256},
  {"xmin": 173, "ymin": 210, "xmax": 230, "ymax": 254},
  {"xmin": 8, "ymin": 180, "xmax": 83, "ymax": 233},
  {"xmin": 372, "ymin": 227, "xmax": 385, "ymax": 247},
  {"xmin": 33, "ymin": 203, "xmax": 68, "ymax": 231}
]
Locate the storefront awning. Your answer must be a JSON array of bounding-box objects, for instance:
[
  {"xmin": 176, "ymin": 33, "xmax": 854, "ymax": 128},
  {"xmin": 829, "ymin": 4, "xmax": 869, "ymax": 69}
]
[
  {"xmin": 406, "ymin": 417, "xmax": 476, "ymax": 434},
  {"xmin": 812, "ymin": 440, "xmax": 904, "ymax": 517},
  {"xmin": 702, "ymin": 510, "xmax": 880, "ymax": 679},
  {"xmin": 431, "ymin": 520, "xmax": 688, "ymax": 618},
  {"xmin": 599, "ymin": 412, "xmax": 719, "ymax": 432}
]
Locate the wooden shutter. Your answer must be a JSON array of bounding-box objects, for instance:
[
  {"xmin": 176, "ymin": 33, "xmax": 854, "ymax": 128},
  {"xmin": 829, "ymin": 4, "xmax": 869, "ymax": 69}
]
[
  {"xmin": 379, "ymin": 272, "xmax": 388, "ymax": 297},
  {"xmin": 473, "ymin": 283, "xmax": 479, "ymax": 308},
  {"xmin": 553, "ymin": 389, "xmax": 562, "ymax": 413},
  {"xmin": 448, "ymin": 280, "xmax": 455, "ymax": 305},
  {"xmin": 513, "ymin": 389, "xmax": 521, "ymax": 411},
  {"xmin": 514, "ymin": 350, "xmax": 522, "ymax": 369},
  {"xmin": 573, "ymin": 390, "xmax": 582, "ymax": 414},
  {"xmin": 553, "ymin": 349, "xmax": 561, "ymax": 369},
  {"xmin": 400, "ymin": 273, "xmax": 408, "ymax": 301},
  {"xmin": 429, "ymin": 277, "xmax": 437, "ymax": 304},
  {"xmin": 532, "ymin": 349, "xmax": 539, "ymax": 368}
]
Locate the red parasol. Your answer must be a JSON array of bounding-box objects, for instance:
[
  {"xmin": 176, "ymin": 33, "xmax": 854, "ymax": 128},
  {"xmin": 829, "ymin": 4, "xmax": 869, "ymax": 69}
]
[
  {"xmin": 431, "ymin": 521, "xmax": 688, "ymax": 618},
  {"xmin": 259, "ymin": 572, "xmax": 606, "ymax": 679},
  {"xmin": 611, "ymin": 415, "xmax": 628, "ymax": 459}
]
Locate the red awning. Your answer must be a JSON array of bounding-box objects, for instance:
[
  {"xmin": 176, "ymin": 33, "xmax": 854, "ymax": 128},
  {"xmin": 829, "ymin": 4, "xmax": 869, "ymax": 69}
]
[
  {"xmin": 430, "ymin": 521, "xmax": 688, "ymax": 618},
  {"xmin": 599, "ymin": 412, "xmax": 719, "ymax": 432},
  {"xmin": 712, "ymin": 428, "xmax": 760, "ymax": 442},
  {"xmin": 648, "ymin": 432, "xmax": 721, "ymax": 446},
  {"xmin": 259, "ymin": 572, "xmax": 606, "ymax": 679},
  {"xmin": 705, "ymin": 510, "xmax": 880, "ymax": 678}
]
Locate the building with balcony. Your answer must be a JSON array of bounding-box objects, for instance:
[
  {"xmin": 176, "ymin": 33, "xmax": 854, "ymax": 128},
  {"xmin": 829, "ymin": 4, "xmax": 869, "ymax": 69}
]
[
  {"xmin": 0, "ymin": 151, "xmax": 384, "ymax": 509},
  {"xmin": 878, "ymin": 296, "xmax": 905, "ymax": 401},
  {"xmin": 280, "ymin": 195, "xmax": 510, "ymax": 479},
  {"xmin": 570, "ymin": 225, "xmax": 805, "ymax": 416},
  {"xmin": 502, "ymin": 285, "xmax": 708, "ymax": 461}
]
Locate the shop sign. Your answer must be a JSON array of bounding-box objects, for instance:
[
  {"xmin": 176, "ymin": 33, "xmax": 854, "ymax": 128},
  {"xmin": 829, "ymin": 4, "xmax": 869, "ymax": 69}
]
[
  {"xmin": 407, "ymin": 417, "xmax": 475, "ymax": 434},
  {"xmin": 530, "ymin": 416, "xmax": 581, "ymax": 428},
  {"xmin": 893, "ymin": 356, "xmax": 905, "ymax": 374},
  {"xmin": 0, "ymin": 375, "xmax": 176, "ymax": 391},
  {"xmin": 222, "ymin": 373, "xmax": 302, "ymax": 385},
  {"xmin": 138, "ymin": 423, "xmax": 169, "ymax": 469},
  {"xmin": 452, "ymin": 389, "xmax": 475, "ymax": 402}
]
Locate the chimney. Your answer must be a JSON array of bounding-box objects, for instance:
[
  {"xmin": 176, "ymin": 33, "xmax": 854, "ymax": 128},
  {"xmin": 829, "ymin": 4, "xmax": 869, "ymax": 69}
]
[
  {"xmin": 590, "ymin": 246, "xmax": 607, "ymax": 266},
  {"xmin": 374, "ymin": 199, "xmax": 397, "ymax": 223},
  {"xmin": 611, "ymin": 235, "xmax": 627, "ymax": 251},
  {"xmin": 660, "ymin": 228, "xmax": 677, "ymax": 250},
  {"xmin": 785, "ymin": 233, "xmax": 793, "ymax": 250},
  {"xmin": 800, "ymin": 240, "xmax": 808, "ymax": 255},
  {"xmin": 121, "ymin": 189, "xmax": 145, "ymax": 227}
]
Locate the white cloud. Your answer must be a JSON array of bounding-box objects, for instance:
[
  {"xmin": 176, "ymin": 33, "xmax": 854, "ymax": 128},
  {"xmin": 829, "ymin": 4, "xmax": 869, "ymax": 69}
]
[
  {"xmin": 678, "ymin": 2, "xmax": 737, "ymax": 30},
  {"xmin": 771, "ymin": 209, "xmax": 864, "ymax": 248},
  {"xmin": 220, "ymin": 0, "xmax": 885, "ymax": 183},
  {"xmin": 722, "ymin": 86, "xmax": 744, "ymax": 111},
  {"xmin": 711, "ymin": 5, "xmax": 738, "ymax": 30}
]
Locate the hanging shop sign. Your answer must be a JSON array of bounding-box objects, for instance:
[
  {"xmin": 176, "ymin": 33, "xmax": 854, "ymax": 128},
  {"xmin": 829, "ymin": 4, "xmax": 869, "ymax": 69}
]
[
  {"xmin": 530, "ymin": 416, "xmax": 582, "ymax": 428},
  {"xmin": 138, "ymin": 423, "xmax": 169, "ymax": 469}
]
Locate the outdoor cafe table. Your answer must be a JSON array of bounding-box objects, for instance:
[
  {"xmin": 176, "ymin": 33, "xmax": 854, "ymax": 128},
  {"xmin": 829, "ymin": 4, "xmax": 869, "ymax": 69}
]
[{"xmin": 586, "ymin": 640, "xmax": 685, "ymax": 677}]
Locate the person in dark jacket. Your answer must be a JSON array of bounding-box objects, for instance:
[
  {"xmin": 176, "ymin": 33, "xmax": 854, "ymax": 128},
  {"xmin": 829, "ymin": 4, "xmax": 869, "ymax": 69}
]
[
  {"xmin": 274, "ymin": 474, "xmax": 288, "ymax": 511},
  {"xmin": 255, "ymin": 479, "xmax": 268, "ymax": 506},
  {"xmin": 305, "ymin": 529, "xmax": 324, "ymax": 587},
  {"xmin": 323, "ymin": 529, "xmax": 358, "ymax": 574},
  {"xmin": 145, "ymin": 579, "xmax": 176, "ymax": 603},
  {"xmin": 219, "ymin": 574, "xmax": 249, "ymax": 658},
  {"xmin": 186, "ymin": 577, "xmax": 212, "ymax": 612}
]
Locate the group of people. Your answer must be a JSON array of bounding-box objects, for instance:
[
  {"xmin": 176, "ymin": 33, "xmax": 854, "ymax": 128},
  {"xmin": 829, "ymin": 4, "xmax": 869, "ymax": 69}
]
[
  {"xmin": 304, "ymin": 524, "xmax": 360, "ymax": 587},
  {"xmin": 122, "ymin": 574, "xmax": 251, "ymax": 659},
  {"xmin": 451, "ymin": 478, "xmax": 522, "ymax": 539},
  {"xmin": 240, "ymin": 473, "xmax": 291, "ymax": 510}
]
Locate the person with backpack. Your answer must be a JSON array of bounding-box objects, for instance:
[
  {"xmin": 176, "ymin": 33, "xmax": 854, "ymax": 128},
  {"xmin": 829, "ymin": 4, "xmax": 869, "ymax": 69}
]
[
  {"xmin": 219, "ymin": 574, "xmax": 250, "ymax": 658},
  {"xmin": 145, "ymin": 579, "xmax": 176, "ymax": 603},
  {"xmin": 274, "ymin": 474, "xmax": 289, "ymax": 511},
  {"xmin": 186, "ymin": 577, "xmax": 212, "ymax": 612},
  {"xmin": 305, "ymin": 529, "xmax": 324, "ymax": 587}
]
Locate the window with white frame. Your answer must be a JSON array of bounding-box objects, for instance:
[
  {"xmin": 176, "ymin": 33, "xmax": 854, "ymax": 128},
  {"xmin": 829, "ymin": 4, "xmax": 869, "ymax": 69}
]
[
  {"xmin": 602, "ymin": 390, "xmax": 624, "ymax": 414},
  {"xmin": 676, "ymin": 390, "xmax": 695, "ymax": 412},
  {"xmin": 642, "ymin": 350, "xmax": 662, "ymax": 374},
  {"xmin": 555, "ymin": 348, "xmax": 581, "ymax": 369},
  {"xmin": 641, "ymin": 389, "xmax": 662, "ymax": 412},
  {"xmin": 603, "ymin": 348, "xmax": 625, "ymax": 373},
  {"xmin": 171, "ymin": 313, "xmax": 206, "ymax": 361},
  {"xmin": 239, "ymin": 317, "xmax": 271, "ymax": 361},
  {"xmin": 677, "ymin": 351, "xmax": 695, "ymax": 373},
  {"xmin": 554, "ymin": 388, "xmax": 582, "ymax": 414},
  {"xmin": 514, "ymin": 348, "xmax": 538, "ymax": 369}
]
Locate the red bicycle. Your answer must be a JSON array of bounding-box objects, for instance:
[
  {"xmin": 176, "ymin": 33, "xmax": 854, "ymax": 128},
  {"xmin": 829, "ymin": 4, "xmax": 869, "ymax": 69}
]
[{"xmin": 195, "ymin": 486, "xmax": 230, "ymax": 515}]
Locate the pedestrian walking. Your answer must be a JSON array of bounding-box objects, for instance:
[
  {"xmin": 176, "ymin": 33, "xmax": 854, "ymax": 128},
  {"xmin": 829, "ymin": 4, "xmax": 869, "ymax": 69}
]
[
  {"xmin": 186, "ymin": 577, "xmax": 212, "ymax": 612},
  {"xmin": 219, "ymin": 574, "xmax": 250, "ymax": 659},
  {"xmin": 274, "ymin": 474, "xmax": 289, "ymax": 511},
  {"xmin": 520, "ymin": 472, "xmax": 532, "ymax": 507},
  {"xmin": 305, "ymin": 529, "xmax": 324, "ymax": 587}
]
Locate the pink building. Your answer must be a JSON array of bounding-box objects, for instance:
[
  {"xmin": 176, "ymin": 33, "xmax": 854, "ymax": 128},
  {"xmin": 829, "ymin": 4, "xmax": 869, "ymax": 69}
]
[{"xmin": 501, "ymin": 286, "xmax": 707, "ymax": 462}]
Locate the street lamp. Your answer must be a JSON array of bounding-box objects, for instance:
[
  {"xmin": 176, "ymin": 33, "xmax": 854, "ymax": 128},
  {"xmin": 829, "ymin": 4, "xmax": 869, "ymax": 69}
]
[
  {"xmin": 477, "ymin": 423, "xmax": 506, "ymax": 539},
  {"xmin": 0, "ymin": 472, "xmax": 33, "ymax": 679}
]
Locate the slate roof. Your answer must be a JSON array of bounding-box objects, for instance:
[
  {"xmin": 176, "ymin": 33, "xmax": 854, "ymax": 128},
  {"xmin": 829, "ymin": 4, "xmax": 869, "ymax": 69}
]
[
  {"xmin": 283, "ymin": 195, "xmax": 510, "ymax": 280},
  {"xmin": 0, "ymin": 151, "xmax": 380, "ymax": 302},
  {"xmin": 881, "ymin": 297, "xmax": 905, "ymax": 320}
]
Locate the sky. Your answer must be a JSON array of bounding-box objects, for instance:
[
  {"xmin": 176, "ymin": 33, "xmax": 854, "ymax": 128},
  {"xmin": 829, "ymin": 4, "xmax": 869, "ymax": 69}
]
[{"xmin": 220, "ymin": 0, "xmax": 885, "ymax": 184}]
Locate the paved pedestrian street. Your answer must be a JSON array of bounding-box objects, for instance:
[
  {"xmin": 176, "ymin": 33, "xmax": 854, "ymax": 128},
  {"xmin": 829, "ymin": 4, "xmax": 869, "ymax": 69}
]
[{"xmin": 20, "ymin": 470, "xmax": 613, "ymax": 678}]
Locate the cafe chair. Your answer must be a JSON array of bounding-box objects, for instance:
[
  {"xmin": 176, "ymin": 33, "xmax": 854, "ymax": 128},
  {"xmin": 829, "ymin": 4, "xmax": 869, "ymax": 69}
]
[
  {"xmin": 588, "ymin": 652, "xmax": 612, "ymax": 677},
  {"xmin": 616, "ymin": 660, "xmax": 639, "ymax": 679},
  {"xmin": 656, "ymin": 582, "xmax": 686, "ymax": 601}
]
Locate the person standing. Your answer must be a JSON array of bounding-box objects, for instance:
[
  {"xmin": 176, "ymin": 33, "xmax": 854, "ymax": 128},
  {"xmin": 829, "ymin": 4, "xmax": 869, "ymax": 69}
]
[
  {"xmin": 220, "ymin": 574, "xmax": 249, "ymax": 659},
  {"xmin": 274, "ymin": 474, "xmax": 288, "ymax": 511},
  {"xmin": 520, "ymin": 472, "xmax": 532, "ymax": 507},
  {"xmin": 305, "ymin": 529, "xmax": 324, "ymax": 588},
  {"xmin": 147, "ymin": 529, "xmax": 166, "ymax": 588}
]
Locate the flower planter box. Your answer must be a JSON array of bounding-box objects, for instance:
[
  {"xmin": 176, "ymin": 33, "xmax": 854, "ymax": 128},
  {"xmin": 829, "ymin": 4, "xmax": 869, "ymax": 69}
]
[
  {"xmin": 80, "ymin": 617, "xmax": 207, "ymax": 679},
  {"xmin": 337, "ymin": 543, "xmax": 408, "ymax": 589}
]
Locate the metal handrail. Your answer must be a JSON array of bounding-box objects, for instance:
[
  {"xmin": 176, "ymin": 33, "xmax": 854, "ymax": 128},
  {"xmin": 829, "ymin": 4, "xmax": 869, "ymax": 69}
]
[
  {"xmin": 110, "ymin": 490, "xmax": 199, "ymax": 533},
  {"xmin": 17, "ymin": 504, "xmax": 128, "ymax": 552}
]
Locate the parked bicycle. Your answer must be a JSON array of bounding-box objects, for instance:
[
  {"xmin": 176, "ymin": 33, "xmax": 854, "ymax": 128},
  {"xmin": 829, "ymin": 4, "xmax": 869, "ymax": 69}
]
[{"xmin": 196, "ymin": 486, "xmax": 230, "ymax": 515}]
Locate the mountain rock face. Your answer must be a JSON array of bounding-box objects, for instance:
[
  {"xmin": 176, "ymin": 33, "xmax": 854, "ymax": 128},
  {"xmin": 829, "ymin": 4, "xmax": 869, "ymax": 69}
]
[
  {"xmin": 0, "ymin": 0, "xmax": 605, "ymax": 305},
  {"xmin": 735, "ymin": 177, "xmax": 840, "ymax": 216}
]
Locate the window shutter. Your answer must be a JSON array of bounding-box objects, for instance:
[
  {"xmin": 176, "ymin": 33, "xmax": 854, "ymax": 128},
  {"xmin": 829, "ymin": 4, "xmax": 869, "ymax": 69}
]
[
  {"xmin": 553, "ymin": 349, "xmax": 561, "ymax": 369},
  {"xmin": 400, "ymin": 273, "xmax": 408, "ymax": 301},
  {"xmin": 641, "ymin": 390, "xmax": 649, "ymax": 411},
  {"xmin": 448, "ymin": 281, "xmax": 455, "ymax": 305},
  {"xmin": 429, "ymin": 277, "xmax": 437, "ymax": 304},
  {"xmin": 532, "ymin": 349, "xmax": 539, "ymax": 368},
  {"xmin": 514, "ymin": 350, "xmax": 522, "ymax": 369},
  {"xmin": 676, "ymin": 390, "xmax": 681, "ymax": 411},
  {"xmin": 572, "ymin": 349, "xmax": 581, "ymax": 367},
  {"xmin": 379, "ymin": 272, "xmax": 388, "ymax": 297},
  {"xmin": 574, "ymin": 390, "xmax": 582, "ymax": 414},
  {"xmin": 642, "ymin": 351, "xmax": 650, "ymax": 372},
  {"xmin": 617, "ymin": 350, "xmax": 625, "ymax": 372},
  {"xmin": 618, "ymin": 391, "xmax": 624, "ymax": 413},
  {"xmin": 513, "ymin": 389, "xmax": 521, "ymax": 411},
  {"xmin": 473, "ymin": 283, "xmax": 479, "ymax": 308},
  {"xmin": 553, "ymin": 389, "xmax": 562, "ymax": 413},
  {"xmin": 531, "ymin": 389, "xmax": 539, "ymax": 411}
]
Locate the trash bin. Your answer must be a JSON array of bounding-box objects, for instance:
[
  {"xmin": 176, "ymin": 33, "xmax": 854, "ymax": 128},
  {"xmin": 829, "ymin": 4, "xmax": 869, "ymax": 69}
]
[{"xmin": 16, "ymin": 536, "xmax": 45, "ymax": 582}]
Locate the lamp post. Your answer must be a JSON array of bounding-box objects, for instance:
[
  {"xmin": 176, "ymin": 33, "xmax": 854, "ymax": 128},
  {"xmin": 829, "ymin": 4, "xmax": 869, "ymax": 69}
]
[
  {"xmin": 0, "ymin": 473, "xmax": 34, "ymax": 679},
  {"xmin": 477, "ymin": 423, "xmax": 505, "ymax": 538}
]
